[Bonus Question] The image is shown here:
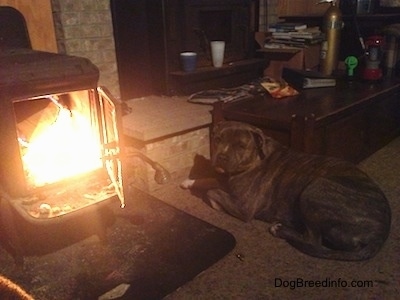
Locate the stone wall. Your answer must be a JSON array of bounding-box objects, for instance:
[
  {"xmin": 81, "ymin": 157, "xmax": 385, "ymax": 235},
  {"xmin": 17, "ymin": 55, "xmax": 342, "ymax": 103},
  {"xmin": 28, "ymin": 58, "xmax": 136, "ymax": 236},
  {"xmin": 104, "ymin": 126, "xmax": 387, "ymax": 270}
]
[
  {"xmin": 51, "ymin": 0, "xmax": 120, "ymax": 98},
  {"xmin": 266, "ymin": 0, "xmax": 279, "ymax": 24}
]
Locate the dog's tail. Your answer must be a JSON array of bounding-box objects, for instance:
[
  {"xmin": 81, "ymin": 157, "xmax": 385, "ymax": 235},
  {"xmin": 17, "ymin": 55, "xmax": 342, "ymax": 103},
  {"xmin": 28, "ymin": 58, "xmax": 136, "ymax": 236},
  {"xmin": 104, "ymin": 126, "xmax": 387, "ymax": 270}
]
[{"xmin": 286, "ymin": 238, "xmax": 387, "ymax": 261}]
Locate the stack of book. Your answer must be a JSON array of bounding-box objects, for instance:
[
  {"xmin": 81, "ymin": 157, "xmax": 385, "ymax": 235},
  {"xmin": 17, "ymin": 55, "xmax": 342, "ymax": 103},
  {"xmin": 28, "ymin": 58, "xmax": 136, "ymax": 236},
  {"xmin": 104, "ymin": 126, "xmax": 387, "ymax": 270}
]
[{"xmin": 265, "ymin": 22, "xmax": 324, "ymax": 49}]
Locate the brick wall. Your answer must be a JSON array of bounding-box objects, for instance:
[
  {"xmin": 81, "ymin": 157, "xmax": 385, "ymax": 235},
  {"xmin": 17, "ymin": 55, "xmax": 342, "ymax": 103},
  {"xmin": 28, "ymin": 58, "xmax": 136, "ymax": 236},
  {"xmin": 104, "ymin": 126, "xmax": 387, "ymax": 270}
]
[{"xmin": 126, "ymin": 127, "xmax": 210, "ymax": 192}]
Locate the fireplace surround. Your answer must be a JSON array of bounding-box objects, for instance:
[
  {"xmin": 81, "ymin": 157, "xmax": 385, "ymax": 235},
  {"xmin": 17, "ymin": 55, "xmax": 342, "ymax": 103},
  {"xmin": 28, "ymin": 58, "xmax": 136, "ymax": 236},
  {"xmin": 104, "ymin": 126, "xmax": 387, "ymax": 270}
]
[{"xmin": 111, "ymin": 0, "xmax": 265, "ymax": 98}]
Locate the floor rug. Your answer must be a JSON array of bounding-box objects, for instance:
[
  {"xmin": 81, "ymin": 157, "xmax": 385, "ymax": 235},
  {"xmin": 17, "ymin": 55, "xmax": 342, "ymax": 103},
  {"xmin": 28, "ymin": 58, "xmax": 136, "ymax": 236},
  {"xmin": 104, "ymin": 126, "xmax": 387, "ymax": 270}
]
[{"xmin": 0, "ymin": 188, "xmax": 236, "ymax": 299}]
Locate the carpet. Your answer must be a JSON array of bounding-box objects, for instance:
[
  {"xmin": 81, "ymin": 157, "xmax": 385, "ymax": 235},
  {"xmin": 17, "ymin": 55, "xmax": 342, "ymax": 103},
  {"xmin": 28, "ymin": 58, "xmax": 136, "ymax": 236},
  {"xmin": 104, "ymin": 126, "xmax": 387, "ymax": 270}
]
[{"xmin": 0, "ymin": 188, "xmax": 236, "ymax": 300}]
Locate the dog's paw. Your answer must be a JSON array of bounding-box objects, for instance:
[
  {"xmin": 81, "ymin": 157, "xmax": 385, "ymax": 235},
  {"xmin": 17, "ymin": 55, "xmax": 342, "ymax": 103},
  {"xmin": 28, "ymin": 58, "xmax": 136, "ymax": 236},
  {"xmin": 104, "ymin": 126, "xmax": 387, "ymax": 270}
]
[
  {"xmin": 269, "ymin": 223, "xmax": 283, "ymax": 237},
  {"xmin": 269, "ymin": 223, "xmax": 301, "ymax": 241},
  {"xmin": 180, "ymin": 179, "xmax": 195, "ymax": 189},
  {"xmin": 209, "ymin": 199, "xmax": 225, "ymax": 211}
]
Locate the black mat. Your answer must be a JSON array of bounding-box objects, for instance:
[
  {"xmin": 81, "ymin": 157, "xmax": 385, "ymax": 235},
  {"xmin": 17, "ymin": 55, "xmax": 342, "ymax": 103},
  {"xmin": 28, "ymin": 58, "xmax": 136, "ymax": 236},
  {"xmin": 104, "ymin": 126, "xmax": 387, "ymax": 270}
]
[{"xmin": 0, "ymin": 188, "xmax": 236, "ymax": 299}]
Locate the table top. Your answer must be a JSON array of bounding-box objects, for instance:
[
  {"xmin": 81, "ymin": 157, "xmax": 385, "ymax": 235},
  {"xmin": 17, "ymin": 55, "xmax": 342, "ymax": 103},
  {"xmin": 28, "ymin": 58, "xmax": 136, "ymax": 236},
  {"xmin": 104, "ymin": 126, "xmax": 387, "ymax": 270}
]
[{"xmin": 221, "ymin": 78, "xmax": 400, "ymax": 127}]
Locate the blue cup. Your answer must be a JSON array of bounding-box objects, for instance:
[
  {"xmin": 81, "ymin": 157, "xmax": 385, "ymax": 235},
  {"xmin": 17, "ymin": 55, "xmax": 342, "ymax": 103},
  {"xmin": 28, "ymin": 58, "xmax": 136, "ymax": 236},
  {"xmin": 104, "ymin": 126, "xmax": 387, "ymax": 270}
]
[{"xmin": 180, "ymin": 52, "xmax": 197, "ymax": 72}]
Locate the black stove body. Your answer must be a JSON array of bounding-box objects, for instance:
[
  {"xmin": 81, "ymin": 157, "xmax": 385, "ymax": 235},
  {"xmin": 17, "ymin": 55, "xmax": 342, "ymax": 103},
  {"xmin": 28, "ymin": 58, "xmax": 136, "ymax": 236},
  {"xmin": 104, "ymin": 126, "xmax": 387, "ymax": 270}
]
[{"xmin": 0, "ymin": 7, "xmax": 124, "ymax": 265}]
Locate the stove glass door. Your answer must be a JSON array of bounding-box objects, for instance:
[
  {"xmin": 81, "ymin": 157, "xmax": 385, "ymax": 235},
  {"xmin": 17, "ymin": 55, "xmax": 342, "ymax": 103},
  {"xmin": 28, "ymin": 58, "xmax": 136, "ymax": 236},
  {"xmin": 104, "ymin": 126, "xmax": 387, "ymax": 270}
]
[{"xmin": 98, "ymin": 87, "xmax": 125, "ymax": 208}]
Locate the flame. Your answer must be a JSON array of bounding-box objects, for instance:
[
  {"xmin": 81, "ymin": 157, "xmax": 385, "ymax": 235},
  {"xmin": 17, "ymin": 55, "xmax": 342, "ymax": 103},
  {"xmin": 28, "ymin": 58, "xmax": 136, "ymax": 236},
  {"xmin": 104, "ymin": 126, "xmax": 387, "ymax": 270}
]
[{"xmin": 21, "ymin": 105, "xmax": 102, "ymax": 187}]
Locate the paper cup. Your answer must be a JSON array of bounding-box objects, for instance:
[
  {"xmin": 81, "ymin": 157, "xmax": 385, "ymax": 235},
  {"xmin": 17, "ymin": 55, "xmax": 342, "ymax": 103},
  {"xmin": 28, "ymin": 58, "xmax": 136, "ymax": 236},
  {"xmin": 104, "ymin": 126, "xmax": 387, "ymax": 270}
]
[
  {"xmin": 180, "ymin": 52, "xmax": 197, "ymax": 72},
  {"xmin": 210, "ymin": 41, "xmax": 225, "ymax": 68}
]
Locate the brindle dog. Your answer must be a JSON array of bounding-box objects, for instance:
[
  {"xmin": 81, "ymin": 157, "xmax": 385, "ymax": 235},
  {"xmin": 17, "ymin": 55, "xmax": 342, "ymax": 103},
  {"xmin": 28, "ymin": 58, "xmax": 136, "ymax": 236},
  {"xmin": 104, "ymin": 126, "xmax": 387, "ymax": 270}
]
[{"xmin": 181, "ymin": 121, "xmax": 391, "ymax": 261}]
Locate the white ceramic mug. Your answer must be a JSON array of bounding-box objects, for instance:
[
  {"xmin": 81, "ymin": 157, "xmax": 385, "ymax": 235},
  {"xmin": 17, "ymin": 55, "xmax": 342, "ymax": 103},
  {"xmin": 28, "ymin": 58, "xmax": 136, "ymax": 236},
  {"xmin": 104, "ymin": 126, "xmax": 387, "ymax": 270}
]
[{"xmin": 210, "ymin": 41, "xmax": 225, "ymax": 68}]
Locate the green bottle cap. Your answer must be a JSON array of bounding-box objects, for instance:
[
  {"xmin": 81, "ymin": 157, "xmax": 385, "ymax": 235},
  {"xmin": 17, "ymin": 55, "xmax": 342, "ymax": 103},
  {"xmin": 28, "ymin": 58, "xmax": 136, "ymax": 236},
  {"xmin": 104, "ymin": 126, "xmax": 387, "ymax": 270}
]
[{"xmin": 344, "ymin": 56, "xmax": 358, "ymax": 77}]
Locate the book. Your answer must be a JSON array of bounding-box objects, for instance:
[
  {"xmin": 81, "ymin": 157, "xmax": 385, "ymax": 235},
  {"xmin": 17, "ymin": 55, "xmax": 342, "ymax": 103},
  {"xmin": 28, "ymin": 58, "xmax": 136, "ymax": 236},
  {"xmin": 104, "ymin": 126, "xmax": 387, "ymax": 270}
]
[
  {"xmin": 282, "ymin": 68, "xmax": 336, "ymax": 89},
  {"xmin": 267, "ymin": 39, "xmax": 308, "ymax": 48},
  {"xmin": 267, "ymin": 26, "xmax": 323, "ymax": 48},
  {"xmin": 271, "ymin": 27, "xmax": 321, "ymax": 38},
  {"xmin": 268, "ymin": 22, "xmax": 307, "ymax": 32},
  {"xmin": 288, "ymin": 31, "xmax": 322, "ymax": 40}
]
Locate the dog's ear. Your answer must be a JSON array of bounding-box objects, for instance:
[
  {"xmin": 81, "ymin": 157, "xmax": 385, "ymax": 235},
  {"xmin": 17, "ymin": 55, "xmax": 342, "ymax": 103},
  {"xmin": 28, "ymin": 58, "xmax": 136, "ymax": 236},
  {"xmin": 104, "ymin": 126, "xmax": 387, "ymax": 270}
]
[{"xmin": 250, "ymin": 128, "xmax": 266, "ymax": 160}]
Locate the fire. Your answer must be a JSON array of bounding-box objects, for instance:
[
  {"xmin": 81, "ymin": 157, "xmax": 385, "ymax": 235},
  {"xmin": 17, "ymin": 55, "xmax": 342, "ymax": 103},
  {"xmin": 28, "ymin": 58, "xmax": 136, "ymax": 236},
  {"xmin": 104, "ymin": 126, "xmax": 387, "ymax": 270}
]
[{"xmin": 20, "ymin": 102, "xmax": 102, "ymax": 187}]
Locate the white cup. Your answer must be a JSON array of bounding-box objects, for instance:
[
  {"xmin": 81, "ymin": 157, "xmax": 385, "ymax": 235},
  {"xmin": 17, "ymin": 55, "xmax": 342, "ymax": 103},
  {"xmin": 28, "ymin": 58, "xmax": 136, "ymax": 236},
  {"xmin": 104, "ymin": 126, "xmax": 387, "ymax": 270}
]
[{"xmin": 210, "ymin": 41, "xmax": 225, "ymax": 68}]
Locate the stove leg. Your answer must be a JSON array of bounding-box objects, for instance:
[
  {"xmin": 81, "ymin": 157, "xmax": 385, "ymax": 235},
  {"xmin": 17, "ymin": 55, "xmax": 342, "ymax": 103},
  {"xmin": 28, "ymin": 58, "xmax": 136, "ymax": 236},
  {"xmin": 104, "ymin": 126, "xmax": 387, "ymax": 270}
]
[
  {"xmin": 96, "ymin": 219, "xmax": 108, "ymax": 244},
  {"xmin": 89, "ymin": 208, "xmax": 109, "ymax": 244},
  {"xmin": 0, "ymin": 199, "xmax": 25, "ymax": 267}
]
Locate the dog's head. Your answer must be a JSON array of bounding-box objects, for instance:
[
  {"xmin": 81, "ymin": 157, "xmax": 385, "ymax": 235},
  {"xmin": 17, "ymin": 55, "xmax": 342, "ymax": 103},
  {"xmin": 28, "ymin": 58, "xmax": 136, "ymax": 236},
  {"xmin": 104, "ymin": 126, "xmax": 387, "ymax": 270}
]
[{"xmin": 211, "ymin": 121, "xmax": 276, "ymax": 175}]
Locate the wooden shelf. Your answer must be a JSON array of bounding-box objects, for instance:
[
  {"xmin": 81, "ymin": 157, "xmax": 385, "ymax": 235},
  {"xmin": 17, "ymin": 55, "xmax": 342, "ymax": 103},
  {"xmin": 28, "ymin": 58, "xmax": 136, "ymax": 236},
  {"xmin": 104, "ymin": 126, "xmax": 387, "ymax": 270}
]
[
  {"xmin": 279, "ymin": 13, "xmax": 400, "ymax": 61},
  {"xmin": 281, "ymin": 13, "xmax": 400, "ymax": 26},
  {"xmin": 169, "ymin": 58, "xmax": 266, "ymax": 78},
  {"xmin": 257, "ymin": 48, "xmax": 301, "ymax": 54},
  {"xmin": 168, "ymin": 58, "xmax": 266, "ymax": 95},
  {"xmin": 281, "ymin": 13, "xmax": 400, "ymax": 19}
]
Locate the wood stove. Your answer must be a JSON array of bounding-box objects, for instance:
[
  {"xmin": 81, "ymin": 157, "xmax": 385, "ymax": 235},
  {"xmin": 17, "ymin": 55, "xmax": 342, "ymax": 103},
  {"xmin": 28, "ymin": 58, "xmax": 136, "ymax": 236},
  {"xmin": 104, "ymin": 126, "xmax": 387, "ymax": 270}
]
[
  {"xmin": 0, "ymin": 48, "xmax": 124, "ymax": 199},
  {"xmin": 0, "ymin": 6, "xmax": 173, "ymax": 267},
  {"xmin": 0, "ymin": 47, "xmax": 125, "ymax": 265}
]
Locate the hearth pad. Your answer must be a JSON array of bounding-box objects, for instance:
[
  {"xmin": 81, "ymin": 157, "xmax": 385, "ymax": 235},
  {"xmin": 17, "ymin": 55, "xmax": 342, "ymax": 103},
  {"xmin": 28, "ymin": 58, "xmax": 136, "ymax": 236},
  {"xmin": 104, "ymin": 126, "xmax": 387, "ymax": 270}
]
[{"xmin": 0, "ymin": 188, "xmax": 236, "ymax": 299}]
